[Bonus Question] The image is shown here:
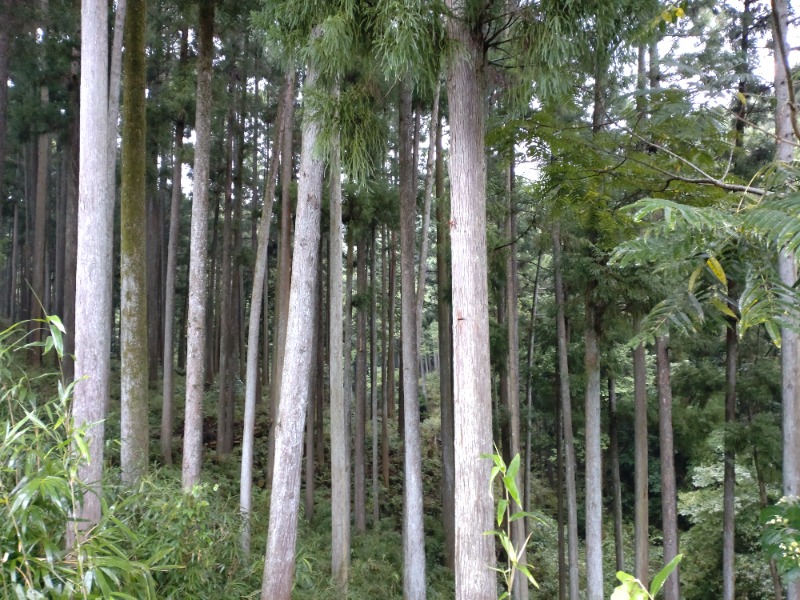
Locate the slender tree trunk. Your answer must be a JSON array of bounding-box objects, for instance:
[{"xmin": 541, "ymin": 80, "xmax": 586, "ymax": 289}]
[
  {"xmin": 62, "ymin": 54, "xmax": 79, "ymax": 379},
  {"xmin": 31, "ymin": 92, "xmax": 48, "ymax": 362},
  {"xmin": 415, "ymin": 83, "xmax": 440, "ymax": 367},
  {"xmin": 181, "ymin": 0, "xmax": 214, "ymax": 491},
  {"xmin": 444, "ymin": 4, "xmax": 496, "ymax": 595},
  {"xmin": 505, "ymin": 159, "xmax": 527, "ymax": 600},
  {"xmin": 655, "ymin": 335, "xmax": 680, "ymax": 600},
  {"xmin": 556, "ymin": 393, "xmax": 567, "ymax": 600},
  {"xmin": 269, "ymin": 79, "xmax": 296, "ymax": 482},
  {"xmin": 371, "ymin": 232, "xmax": 380, "ymax": 525},
  {"xmin": 260, "ymin": 58, "xmax": 324, "ymax": 600},
  {"xmin": 305, "ymin": 242, "xmax": 323, "ymax": 522},
  {"xmin": 216, "ymin": 103, "xmax": 236, "ymax": 460},
  {"xmin": 69, "ymin": 0, "xmax": 110, "ymax": 544},
  {"xmin": 240, "ymin": 69, "xmax": 293, "ymax": 554},
  {"xmin": 608, "ymin": 376, "xmax": 624, "ymax": 573},
  {"xmin": 552, "ymin": 224, "xmax": 580, "ymax": 600},
  {"xmin": 722, "ymin": 298, "xmax": 738, "ymax": 600},
  {"xmin": 633, "ymin": 324, "xmax": 649, "ymax": 584},
  {"xmin": 119, "ymin": 0, "xmax": 149, "ymax": 485},
  {"xmin": 436, "ymin": 111, "xmax": 455, "ymax": 570},
  {"xmin": 399, "ymin": 79, "xmax": 427, "ymax": 600},
  {"xmin": 329, "ymin": 86, "xmax": 350, "ymax": 587},
  {"xmin": 0, "ymin": 0, "xmax": 10, "ymax": 212},
  {"xmin": 523, "ymin": 252, "xmax": 541, "ymax": 523},
  {"xmin": 161, "ymin": 106, "xmax": 185, "ymax": 462},
  {"xmin": 584, "ymin": 291, "xmax": 603, "ymax": 600},
  {"xmin": 386, "ymin": 232, "xmax": 397, "ymax": 422},
  {"xmin": 355, "ymin": 237, "xmax": 368, "ymax": 534},
  {"xmin": 772, "ymin": 4, "xmax": 800, "ymax": 598}
]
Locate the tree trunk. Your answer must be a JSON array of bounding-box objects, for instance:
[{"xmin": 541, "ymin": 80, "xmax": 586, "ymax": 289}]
[
  {"xmin": 216, "ymin": 102, "xmax": 236, "ymax": 460},
  {"xmin": 329, "ymin": 87, "xmax": 350, "ymax": 588},
  {"xmin": 371, "ymin": 232, "xmax": 380, "ymax": 525},
  {"xmin": 119, "ymin": 0, "xmax": 149, "ymax": 485},
  {"xmin": 552, "ymin": 224, "xmax": 580, "ymax": 600},
  {"xmin": 161, "ymin": 118, "xmax": 183, "ymax": 466},
  {"xmin": 239, "ymin": 68, "xmax": 293, "ymax": 554},
  {"xmin": 355, "ymin": 236, "xmax": 368, "ymax": 534},
  {"xmin": 772, "ymin": 3, "xmax": 800, "ymax": 598},
  {"xmin": 386, "ymin": 231, "xmax": 397, "ymax": 423},
  {"xmin": 443, "ymin": 4, "xmax": 496, "ymax": 595},
  {"xmin": 69, "ymin": 0, "xmax": 110, "ymax": 544},
  {"xmin": 62, "ymin": 53, "xmax": 79, "ymax": 380},
  {"xmin": 0, "ymin": 0, "xmax": 10, "ymax": 213},
  {"xmin": 505, "ymin": 159, "xmax": 527, "ymax": 600},
  {"xmin": 633, "ymin": 325, "xmax": 649, "ymax": 584},
  {"xmin": 305, "ymin": 241, "xmax": 323, "ymax": 522},
  {"xmin": 399, "ymin": 79, "xmax": 427, "ymax": 600},
  {"xmin": 655, "ymin": 335, "xmax": 680, "ymax": 600},
  {"xmin": 435, "ymin": 111, "xmax": 455, "ymax": 570},
  {"xmin": 556, "ymin": 390, "xmax": 567, "ymax": 600},
  {"xmin": 722, "ymin": 293, "xmax": 738, "ymax": 600},
  {"xmin": 269, "ymin": 78, "xmax": 296, "ymax": 483},
  {"xmin": 260, "ymin": 58, "xmax": 324, "ymax": 600},
  {"xmin": 523, "ymin": 252, "xmax": 541, "ymax": 524},
  {"xmin": 584, "ymin": 291, "xmax": 603, "ymax": 600},
  {"xmin": 181, "ymin": 0, "xmax": 214, "ymax": 491},
  {"xmin": 31, "ymin": 88, "xmax": 49, "ymax": 363},
  {"xmin": 608, "ymin": 376, "xmax": 624, "ymax": 573}
]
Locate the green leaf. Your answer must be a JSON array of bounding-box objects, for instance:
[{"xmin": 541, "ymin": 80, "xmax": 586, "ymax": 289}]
[
  {"xmin": 503, "ymin": 475, "xmax": 522, "ymax": 507},
  {"xmin": 766, "ymin": 321, "xmax": 782, "ymax": 348},
  {"xmin": 497, "ymin": 498, "xmax": 508, "ymax": 526},
  {"xmin": 650, "ymin": 554, "xmax": 683, "ymax": 598},
  {"xmin": 506, "ymin": 453, "xmax": 520, "ymax": 481},
  {"xmin": 706, "ymin": 257, "xmax": 727, "ymax": 287}
]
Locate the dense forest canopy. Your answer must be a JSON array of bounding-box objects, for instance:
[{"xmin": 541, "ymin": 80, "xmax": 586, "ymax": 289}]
[{"xmin": 2, "ymin": 0, "xmax": 800, "ymax": 599}]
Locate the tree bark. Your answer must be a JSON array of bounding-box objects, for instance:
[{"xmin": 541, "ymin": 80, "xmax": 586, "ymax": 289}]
[
  {"xmin": 633, "ymin": 327, "xmax": 649, "ymax": 584},
  {"xmin": 399, "ymin": 79, "xmax": 427, "ymax": 600},
  {"xmin": 119, "ymin": 0, "xmax": 149, "ymax": 485},
  {"xmin": 722, "ymin": 292, "xmax": 738, "ymax": 600},
  {"xmin": 240, "ymin": 68, "xmax": 293, "ymax": 554},
  {"xmin": 329, "ymin": 86, "xmax": 350, "ymax": 588},
  {"xmin": 371, "ymin": 231, "xmax": 380, "ymax": 525},
  {"xmin": 655, "ymin": 335, "xmax": 680, "ymax": 600},
  {"xmin": 355, "ymin": 236, "xmax": 368, "ymax": 534},
  {"xmin": 584, "ymin": 291, "xmax": 603, "ymax": 600},
  {"xmin": 444, "ymin": 3, "xmax": 496, "ymax": 595},
  {"xmin": 772, "ymin": 3, "xmax": 800, "ymax": 598},
  {"xmin": 69, "ymin": 0, "xmax": 110, "ymax": 544},
  {"xmin": 181, "ymin": 0, "xmax": 214, "ymax": 491},
  {"xmin": 435, "ymin": 110, "xmax": 455, "ymax": 570},
  {"xmin": 260, "ymin": 58, "xmax": 324, "ymax": 600},
  {"xmin": 160, "ymin": 119, "xmax": 183, "ymax": 465},
  {"xmin": 552, "ymin": 224, "xmax": 580, "ymax": 600},
  {"xmin": 609, "ymin": 376, "xmax": 624, "ymax": 573}
]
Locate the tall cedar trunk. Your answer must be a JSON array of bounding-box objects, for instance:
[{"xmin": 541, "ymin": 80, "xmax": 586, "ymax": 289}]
[
  {"xmin": 584, "ymin": 290, "xmax": 603, "ymax": 600},
  {"xmin": 556, "ymin": 392, "xmax": 567, "ymax": 600},
  {"xmin": 181, "ymin": 0, "xmax": 214, "ymax": 491},
  {"xmin": 119, "ymin": 0, "xmax": 149, "ymax": 485},
  {"xmin": 505, "ymin": 159, "xmax": 527, "ymax": 600},
  {"xmin": 633, "ymin": 326, "xmax": 649, "ymax": 584},
  {"xmin": 240, "ymin": 69, "xmax": 293, "ymax": 554},
  {"xmin": 216, "ymin": 103, "xmax": 236, "ymax": 459},
  {"xmin": 54, "ymin": 150, "xmax": 66, "ymax": 320},
  {"xmin": 161, "ymin": 117, "xmax": 184, "ymax": 465},
  {"xmin": 399, "ymin": 80, "xmax": 427, "ymax": 600},
  {"xmin": 552, "ymin": 224, "xmax": 580, "ymax": 600},
  {"xmin": 386, "ymin": 232, "xmax": 397, "ymax": 423},
  {"xmin": 31, "ymin": 92, "xmax": 48, "ymax": 362},
  {"xmin": 0, "ymin": 0, "xmax": 10, "ymax": 215},
  {"xmin": 444, "ymin": 4, "xmax": 496, "ymax": 595},
  {"xmin": 608, "ymin": 376, "xmax": 624, "ymax": 573},
  {"xmin": 371, "ymin": 232, "xmax": 380, "ymax": 524},
  {"xmin": 260, "ymin": 59, "xmax": 323, "ymax": 600},
  {"xmin": 436, "ymin": 111, "xmax": 455, "ymax": 570},
  {"xmin": 655, "ymin": 335, "xmax": 680, "ymax": 600},
  {"xmin": 70, "ymin": 0, "xmax": 110, "ymax": 543},
  {"xmin": 329, "ymin": 90, "xmax": 350, "ymax": 587},
  {"xmin": 523, "ymin": 253, "xmax": 542, "ymax": 522},
  {"xmin": 269, "ymin": 81, "xmax": 296, "ymax": 483},
  {"xmin": 62, "ymin": 54, "xmax": 79, "ymax": 380},
  {"xmin": 772, "ymin": 4, "xmax": 800, "ymax": 599},
  {"xmin": 304, "ymin": 241, "xmax": 323, "ymax": 522},
  {"xmin": 722, "ymin": 287, "xmax": 738, "ymax": 600},
  {"xmin": 146, "ymin": 155, "xmax": 161, "ymax": 384},
  {"xmin": 415, "ymin": 84, "xmax": 441, "ymax": 367},
  {"xmin": 355, "ymin": 237, "xmax": 368, "ymax": 533}
]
